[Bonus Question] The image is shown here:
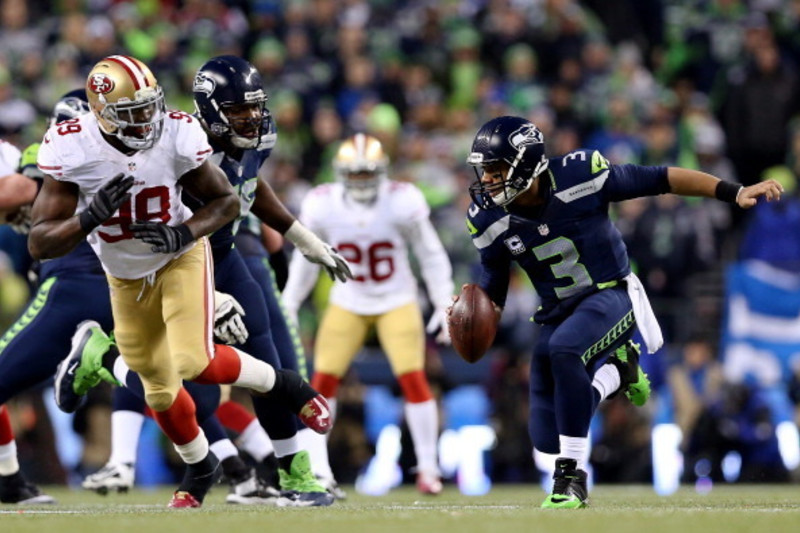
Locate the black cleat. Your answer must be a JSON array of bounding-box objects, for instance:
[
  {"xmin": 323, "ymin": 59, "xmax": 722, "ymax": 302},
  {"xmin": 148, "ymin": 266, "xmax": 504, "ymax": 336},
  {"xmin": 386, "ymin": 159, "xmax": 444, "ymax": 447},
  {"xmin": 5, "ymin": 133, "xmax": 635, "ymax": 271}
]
[
  {"xmin": 541, "ymin": 458, "xmax": 588, "ymax": 509},
  {"xmin": 0, "ymin": 472, "xmax": 56, "ymax": 505}
]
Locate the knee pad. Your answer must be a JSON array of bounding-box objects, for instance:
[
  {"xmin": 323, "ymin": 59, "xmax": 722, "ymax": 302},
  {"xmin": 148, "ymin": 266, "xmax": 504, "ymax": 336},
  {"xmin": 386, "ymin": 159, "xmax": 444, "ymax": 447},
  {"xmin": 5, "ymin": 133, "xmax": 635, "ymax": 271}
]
[{"xmin": 145, "ymin": 390, "xmax": 177, "ymax": 412}]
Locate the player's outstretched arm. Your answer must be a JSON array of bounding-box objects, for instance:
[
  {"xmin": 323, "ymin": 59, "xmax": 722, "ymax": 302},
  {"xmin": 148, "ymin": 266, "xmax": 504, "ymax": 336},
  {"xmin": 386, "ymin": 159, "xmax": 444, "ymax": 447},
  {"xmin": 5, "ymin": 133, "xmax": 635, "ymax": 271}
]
[
  {"xmin": 666, "ymin": 167, "xmax": 784, "ymax": 208},
  {"xmin": 178, "ymin": 159, "xmax": 239, "ymax": 237}
]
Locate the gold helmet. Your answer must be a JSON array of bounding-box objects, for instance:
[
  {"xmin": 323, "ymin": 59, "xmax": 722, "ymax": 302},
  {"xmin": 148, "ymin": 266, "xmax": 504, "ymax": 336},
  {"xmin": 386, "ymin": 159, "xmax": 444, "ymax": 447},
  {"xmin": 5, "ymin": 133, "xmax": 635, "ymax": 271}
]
[
  {"xmin": 86, "ymin": 55, "xmax": 165, "ymax": 150},
  {"xmin": 333, "ymin": 133, "xmax": 388, "ymax": 203}
]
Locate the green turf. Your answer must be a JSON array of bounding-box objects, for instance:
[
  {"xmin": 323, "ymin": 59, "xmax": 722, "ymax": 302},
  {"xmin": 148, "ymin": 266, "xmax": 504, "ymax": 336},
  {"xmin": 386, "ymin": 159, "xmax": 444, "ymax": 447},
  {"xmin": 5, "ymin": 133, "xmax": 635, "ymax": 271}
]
[{"xmin": 1, "ymin": 484, "xmax": 798, "ymax": 533}]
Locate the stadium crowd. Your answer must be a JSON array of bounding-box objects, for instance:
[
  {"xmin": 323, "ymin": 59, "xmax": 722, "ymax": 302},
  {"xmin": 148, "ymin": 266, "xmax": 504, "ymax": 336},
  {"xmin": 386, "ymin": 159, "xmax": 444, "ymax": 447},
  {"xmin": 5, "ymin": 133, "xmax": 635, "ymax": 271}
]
[{"xmin": 1, "ymin": 0, "xmax": 800, "ymax": 493}]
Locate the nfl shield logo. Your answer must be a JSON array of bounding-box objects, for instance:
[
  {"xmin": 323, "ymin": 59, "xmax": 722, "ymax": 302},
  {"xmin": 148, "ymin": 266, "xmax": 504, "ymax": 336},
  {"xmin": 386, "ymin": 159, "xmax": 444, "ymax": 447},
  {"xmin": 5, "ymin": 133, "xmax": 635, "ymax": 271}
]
[
  {"xmin": 128, "ymin": 162, "xmax": 136, "ymax": 172},
  {"xmin": 538, "ymin": 224, "xmax": 550, "ymax": 236}
]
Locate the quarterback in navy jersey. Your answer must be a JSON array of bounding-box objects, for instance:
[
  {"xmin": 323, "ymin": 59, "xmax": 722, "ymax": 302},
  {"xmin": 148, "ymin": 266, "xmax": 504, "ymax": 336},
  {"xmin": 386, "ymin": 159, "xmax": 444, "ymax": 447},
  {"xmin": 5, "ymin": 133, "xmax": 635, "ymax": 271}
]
[{"xmin": 460, "ymin": 116, "xmax": 783, "ymax": 508}]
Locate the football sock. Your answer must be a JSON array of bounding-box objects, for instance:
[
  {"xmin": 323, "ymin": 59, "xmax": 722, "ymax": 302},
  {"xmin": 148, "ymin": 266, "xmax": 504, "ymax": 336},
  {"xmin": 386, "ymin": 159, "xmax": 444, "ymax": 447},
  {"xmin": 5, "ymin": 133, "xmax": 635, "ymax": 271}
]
[
  {"xmin": 196, "ymin": 345, "xmax": 275, "ymax": 394},
  {"xmin": 152, "ymin": 388, "xmax": 201, "ymax": 446},
  {"xmin": 209, "ymin": 439, "xmax": 239, "ymax": 463},
  {"xmin": 0, "ymin": 441, "xmax": 19, "ymax": 476},
  {"xmin": 559, "ymin": 435, "xmax": 588, "ymax": 471},
  {"xmin": 310, "ymin": 372, "xmax": 340, "ymax": 399},
  {"xmin": 271, "ymin": 436, "xmax": 301, "ymax": 459},
  {"xmin": 108, "ymin": 410, "xmax": 145, "ymax": 466},
  {"xmin": 216, "ymin": 400, "xmax": 256, "ymax": 434},
  {"xmin": 398, "ymin": 370, "xmax": 433, "ymax": 403},
  {"xmin": 405, "ymin": 399, "xmax": 439, "ymax": 474},
  {"xmin": 236, "ymin": 419, "xmax": 273, "ymax": 463},
  {"xmin": 0, "ymin": 406, "xmax": 14, "ymax": 445},
  {"xmin": 592, "ymin": 364, "xmax": 621, "ymax": 404},
  {"xmin": 220, "ymin": 454, "xmax": 250, "ymax": 482},
  {"xmin": 177, "ymin": 451, "xmax": 218, "ymax": 503}
]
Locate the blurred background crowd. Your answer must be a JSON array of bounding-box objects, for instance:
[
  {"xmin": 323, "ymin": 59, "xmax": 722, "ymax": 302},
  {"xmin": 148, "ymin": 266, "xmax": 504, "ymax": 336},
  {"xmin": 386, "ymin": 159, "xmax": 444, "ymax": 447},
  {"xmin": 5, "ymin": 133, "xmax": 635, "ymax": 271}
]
[{"xmin": 2, "ymin": 0, "xmax": 800, "ymax": 494}]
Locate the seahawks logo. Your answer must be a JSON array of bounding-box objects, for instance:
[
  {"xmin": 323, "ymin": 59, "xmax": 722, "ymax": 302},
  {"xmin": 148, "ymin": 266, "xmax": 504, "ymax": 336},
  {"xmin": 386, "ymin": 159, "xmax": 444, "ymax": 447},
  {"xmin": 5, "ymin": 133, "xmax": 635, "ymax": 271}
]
[
  {"xmin": 508, "ymin": 124, "xmax": 543, "ymax": 150},
  {"xmin": 193, "ymin": 73, "xmax": 216, "ymax": 95},
  {"xmin": 88, "ymin": 73, "xmax": 115, "ymax": 94}
]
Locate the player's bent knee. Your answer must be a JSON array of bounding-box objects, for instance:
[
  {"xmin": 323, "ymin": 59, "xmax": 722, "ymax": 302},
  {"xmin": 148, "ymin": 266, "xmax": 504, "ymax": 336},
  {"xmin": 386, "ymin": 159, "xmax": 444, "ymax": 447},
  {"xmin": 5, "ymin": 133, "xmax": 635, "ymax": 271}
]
[{"xmin": 145, "ymin": 390, "xmax": 178, "ymax": 412}]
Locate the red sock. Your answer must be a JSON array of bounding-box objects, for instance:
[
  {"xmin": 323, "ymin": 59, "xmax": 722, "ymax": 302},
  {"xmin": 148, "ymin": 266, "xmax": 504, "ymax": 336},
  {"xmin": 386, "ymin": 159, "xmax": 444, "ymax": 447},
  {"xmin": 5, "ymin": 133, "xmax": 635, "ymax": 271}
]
[
  {"xmin": 0, "ymin": 405, "xmax": 14, "ymax": 445},
  {"xmin": 216, "ymin": 400, "xmax": 256, "ymax": 434},
  {"xmin": 194, "ymin": 344, "xmax": 242, "ymax": 384},
  {"xmin": 398, "ymin": 370, "xmax": 433, "ymax": 403},
  {"xmin": 311, "ymin": 372, "xmax": 340, "ymax": 399},
  {"xmin": 152, "ymin": 388, "xmax": 201, "ymax": 445}
]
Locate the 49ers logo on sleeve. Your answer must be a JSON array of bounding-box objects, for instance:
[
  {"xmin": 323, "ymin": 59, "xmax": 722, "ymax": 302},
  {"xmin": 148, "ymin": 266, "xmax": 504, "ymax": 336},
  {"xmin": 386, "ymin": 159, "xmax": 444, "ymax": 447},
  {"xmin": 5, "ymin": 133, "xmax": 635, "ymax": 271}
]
[{"xmin": 88, "ymin": 73, "xmax": 115, "ymax": 94}]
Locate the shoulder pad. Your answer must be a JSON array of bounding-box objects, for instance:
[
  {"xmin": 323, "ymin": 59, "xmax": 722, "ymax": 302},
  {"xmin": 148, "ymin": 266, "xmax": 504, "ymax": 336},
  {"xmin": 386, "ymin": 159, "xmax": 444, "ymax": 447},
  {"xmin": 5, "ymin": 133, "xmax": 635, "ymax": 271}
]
[
  {"xmin": 550, "ymin": 149, "xmax": 611, "ymax": 203},
  {"xmin": 466, "ymin": 203, "xmax": 510, "ymax": 250}
]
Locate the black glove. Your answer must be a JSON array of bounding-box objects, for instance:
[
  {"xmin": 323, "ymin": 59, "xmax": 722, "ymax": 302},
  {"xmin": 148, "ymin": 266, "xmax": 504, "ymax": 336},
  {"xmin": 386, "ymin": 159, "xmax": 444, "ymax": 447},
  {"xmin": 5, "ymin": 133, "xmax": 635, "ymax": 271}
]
[
  {"xmin": 129, "ymin": 221, "xmax": 194, "ymax": 253},
  {"xmin": 78, "ymin": 173, "xmax": 134, "ymax": 232}
]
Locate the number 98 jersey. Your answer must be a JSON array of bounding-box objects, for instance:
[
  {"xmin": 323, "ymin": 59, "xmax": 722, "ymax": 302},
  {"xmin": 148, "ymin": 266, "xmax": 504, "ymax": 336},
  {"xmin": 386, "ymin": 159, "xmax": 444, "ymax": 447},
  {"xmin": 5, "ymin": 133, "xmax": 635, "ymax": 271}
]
[
  {"xmin": 296, "ymin": 180, "xmax": 430, "ymax": 315},
  {"xmin": 37, "ymin": 111, "xmax": 212, "ymax": 279}
]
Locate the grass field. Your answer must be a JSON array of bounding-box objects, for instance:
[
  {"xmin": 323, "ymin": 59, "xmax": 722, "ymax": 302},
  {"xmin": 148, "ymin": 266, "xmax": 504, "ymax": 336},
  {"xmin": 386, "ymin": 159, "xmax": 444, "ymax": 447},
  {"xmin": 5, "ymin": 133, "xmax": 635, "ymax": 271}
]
[{"xmin": 1, "ymin": 484, "xmax": 798, "ymax": 533}]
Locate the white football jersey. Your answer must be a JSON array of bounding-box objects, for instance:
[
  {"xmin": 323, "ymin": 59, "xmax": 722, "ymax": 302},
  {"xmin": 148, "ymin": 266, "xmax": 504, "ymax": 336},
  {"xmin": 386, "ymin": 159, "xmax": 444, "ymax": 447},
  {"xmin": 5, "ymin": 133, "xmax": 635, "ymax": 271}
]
[
  {"xmin": 37, "ymin": 111, "xmax": 212, "ymax": 279},
  {"xmin": 288, "ymin": 180, "xmax": 438, "ymax": 315},
  {"xmin": 0, "ymin": 140, "xmax": 21, "ymax": 176}
]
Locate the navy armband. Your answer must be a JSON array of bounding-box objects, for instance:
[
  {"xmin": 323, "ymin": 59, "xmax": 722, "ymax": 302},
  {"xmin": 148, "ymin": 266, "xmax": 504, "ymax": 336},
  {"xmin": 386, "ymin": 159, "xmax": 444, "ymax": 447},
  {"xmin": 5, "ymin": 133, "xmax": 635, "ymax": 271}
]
[{"xmin": 715, "ymin": 181, "xmax": 742, "ymax": 204}]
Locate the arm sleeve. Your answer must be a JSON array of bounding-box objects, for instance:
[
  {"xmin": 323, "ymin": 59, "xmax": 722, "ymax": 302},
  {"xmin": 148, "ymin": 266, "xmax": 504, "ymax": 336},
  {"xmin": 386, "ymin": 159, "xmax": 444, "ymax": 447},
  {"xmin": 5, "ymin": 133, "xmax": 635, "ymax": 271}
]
[
  {"xmin": 281, "ymin": 248, "xmax": 321, "ymax": 313},
  {"xmin": 603, "ymin": 164, "xmax": 670, "ymax": 202},
  {"xmin": 406, "ymin": 217, "xmax": 454, "ymax": 309}
]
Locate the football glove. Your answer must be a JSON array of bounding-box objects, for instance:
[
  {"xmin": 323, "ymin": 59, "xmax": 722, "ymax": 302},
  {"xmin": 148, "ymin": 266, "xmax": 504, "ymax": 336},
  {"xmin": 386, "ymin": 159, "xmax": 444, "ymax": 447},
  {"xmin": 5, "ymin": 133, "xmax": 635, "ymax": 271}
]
[
  {"xmin": 129, "ymin": 221, "xmax": 194, "ymax": 253},
  {"xmin": 78, "ymin": 173, "xmax": 134, "ymax": 232},
  {"xmin": 284, "ymin": 221, "xmax": 353, "ymax": 282},
  {"xmin": 426, "ymin": 305, "xmax": 451, "ymax": 345},
  {"xmin": 214, "ymin": 291, "xmax": 248, "ymax": 345}
]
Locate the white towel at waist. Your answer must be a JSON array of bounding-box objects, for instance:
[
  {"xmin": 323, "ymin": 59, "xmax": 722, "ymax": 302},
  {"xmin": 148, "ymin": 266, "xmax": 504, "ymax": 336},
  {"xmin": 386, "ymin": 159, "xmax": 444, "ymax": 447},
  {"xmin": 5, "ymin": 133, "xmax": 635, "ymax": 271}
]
[{"xmin": 624, "ymin": 272, "xmax": 663, "ymax": 354}]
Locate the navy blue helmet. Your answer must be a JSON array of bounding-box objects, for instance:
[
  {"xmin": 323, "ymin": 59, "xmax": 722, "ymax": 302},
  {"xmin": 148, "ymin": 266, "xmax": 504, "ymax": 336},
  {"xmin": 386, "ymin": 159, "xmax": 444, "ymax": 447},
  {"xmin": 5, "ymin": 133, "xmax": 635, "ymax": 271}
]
[
  {"xmin": 193, "ymin": 55, "xmax": 273, "ymax": 149},
  {"xmin": 49, "ymin": 88, "xmax": 90, "ymax": 127},
  {"xmin": 467, "ymin": 116, "xmax": 549, "ymax": 209}
]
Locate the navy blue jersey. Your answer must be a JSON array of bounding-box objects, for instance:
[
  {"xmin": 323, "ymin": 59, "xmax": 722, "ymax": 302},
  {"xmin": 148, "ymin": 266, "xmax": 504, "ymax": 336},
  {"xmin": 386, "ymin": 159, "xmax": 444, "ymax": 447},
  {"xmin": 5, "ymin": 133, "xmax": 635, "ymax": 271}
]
[
  {"xmin": 467, "ymin": 149, "xmax": 669, "ymax": 324},
  {"xmin": 183, "ymin": 139, "xmax": 271, "ymax": 257}
]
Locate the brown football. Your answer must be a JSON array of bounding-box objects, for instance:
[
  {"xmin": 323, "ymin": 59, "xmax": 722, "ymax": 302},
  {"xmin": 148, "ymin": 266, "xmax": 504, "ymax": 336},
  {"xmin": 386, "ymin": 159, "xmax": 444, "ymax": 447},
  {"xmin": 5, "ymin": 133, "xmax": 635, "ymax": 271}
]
[{"xmin": 447, "ymin": 284, "xmax": 498, "ymax": 363}]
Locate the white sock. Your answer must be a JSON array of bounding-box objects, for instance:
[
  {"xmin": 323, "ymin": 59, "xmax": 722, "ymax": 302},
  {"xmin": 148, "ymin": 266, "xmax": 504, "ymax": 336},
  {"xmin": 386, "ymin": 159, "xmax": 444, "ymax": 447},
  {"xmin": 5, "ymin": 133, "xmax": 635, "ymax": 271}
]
[
  {"xmin": 272, "ymin": 436, "xmax": 301, "ymax": 459},
  {"xmin": 0, "ymin": 441, "xmax": 19, "ymax": 476},
  {"xmin": 592, "ymin": 364, "xmax": 621, "ymax": 402},
  {"xmin": 404, "ymin": 399, "xmax": 439, "ymax": 475},
  {"xmin": 108, "ymin": 410, "xmax": 145, "ymax": 465},
  {"xmin": 559, "ymin": 435, "xmax": 589, "ymax": 471},
  {"xmin": 174, "ymin": 431, "xmax": 209, "ymax": 465},
  {"xmin": 296, "ymin": 427, "xmax": 334, "ymax": 480},
  {"xmin": 233, "ymin": 348, "xmax": 276, "ymax": 393},
  {"xmin": 209, "ymin": 438, "xmax": 239, "ymax": 462},
  {"xmin": 113, "ymin": 356, "xmax": 131, "ymax": 386},
  {"xmin": 236, "ymin": 419, "xmax": 273, "ymax": 462}
]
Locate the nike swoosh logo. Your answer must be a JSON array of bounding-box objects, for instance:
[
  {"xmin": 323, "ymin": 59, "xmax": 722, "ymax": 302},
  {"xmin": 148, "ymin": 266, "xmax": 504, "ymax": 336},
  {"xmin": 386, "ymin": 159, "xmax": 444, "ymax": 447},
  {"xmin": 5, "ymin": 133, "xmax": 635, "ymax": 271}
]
[
  {"xmin": 67, "ymin": 360, "xmax": 79, "ymax": 376},
  {"xmin": 314, "ymin": 397, "xmax": 330, "ymax": 420}
]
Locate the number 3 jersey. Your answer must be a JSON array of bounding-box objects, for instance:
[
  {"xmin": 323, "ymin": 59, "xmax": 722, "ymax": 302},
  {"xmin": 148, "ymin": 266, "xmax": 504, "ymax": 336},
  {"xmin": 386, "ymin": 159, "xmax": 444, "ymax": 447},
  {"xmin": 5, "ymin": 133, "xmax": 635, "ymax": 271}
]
[
  {"xmin": 283, "ymin": 180, "xmax": 454, "ymax": 316},
  {"xmin": 468, "ymin": 149, "xmax": 670, "ymax": 324},
  {"xmin": 37, "ymin": 111, "xmax": 212, "ymax": 279}
]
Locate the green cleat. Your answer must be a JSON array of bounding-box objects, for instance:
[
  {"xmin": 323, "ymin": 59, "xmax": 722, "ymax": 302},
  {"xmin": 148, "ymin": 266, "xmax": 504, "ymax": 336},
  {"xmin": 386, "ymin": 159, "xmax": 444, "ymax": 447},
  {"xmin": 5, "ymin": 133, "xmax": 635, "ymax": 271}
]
[
  {"xmin": 610, "ymin": 340, "xmax": 651, "ymax": 407},
  {"xmin": 541, "ymin": 458, "xmax": 588, "ymax": 509},
  {"xmin": 277, "ymin": 451, "xmax": 334, "ymax": 507},
  {"xmin": 54, "ymin": 320, "xmax": 120, "ymax": 413}
]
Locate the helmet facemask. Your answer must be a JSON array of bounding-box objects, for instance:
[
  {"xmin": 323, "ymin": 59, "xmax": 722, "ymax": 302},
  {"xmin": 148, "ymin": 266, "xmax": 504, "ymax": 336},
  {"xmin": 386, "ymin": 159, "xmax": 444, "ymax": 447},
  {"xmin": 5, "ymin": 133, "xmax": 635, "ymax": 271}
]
[
  {"xmin": 97, "ymin": 85, "xmax": 165, "ymax": 151},
  {"xmin": 333, "ymin": 134, "xmax": 388, "ymax": 204},
  {"xmin": 218, "ymin": 97, "xmax": 270, "ymax": 149}
]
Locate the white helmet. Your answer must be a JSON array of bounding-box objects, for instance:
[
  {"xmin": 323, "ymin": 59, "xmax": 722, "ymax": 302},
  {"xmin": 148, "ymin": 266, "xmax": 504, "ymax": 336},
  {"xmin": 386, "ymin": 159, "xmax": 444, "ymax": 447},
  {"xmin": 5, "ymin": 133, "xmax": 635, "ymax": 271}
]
[{"xmin": 333, "ymin": 133, "xmax": 388, "ymax": 203}]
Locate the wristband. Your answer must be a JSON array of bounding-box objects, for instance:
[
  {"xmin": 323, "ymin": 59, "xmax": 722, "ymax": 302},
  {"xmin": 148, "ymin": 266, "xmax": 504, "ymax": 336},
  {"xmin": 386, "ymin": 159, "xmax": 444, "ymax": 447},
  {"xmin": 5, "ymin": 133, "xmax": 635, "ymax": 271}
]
[
  {"xmin": 78, "ymin": 209, "xmax": 101, "ymax": 233},
  {"xmin": 175, "ymin": 223, "xmax": 195, "ymax": 245},
  {"xmin": 715, "ymin": 181, "xmax": 742, "ymax": 204}
]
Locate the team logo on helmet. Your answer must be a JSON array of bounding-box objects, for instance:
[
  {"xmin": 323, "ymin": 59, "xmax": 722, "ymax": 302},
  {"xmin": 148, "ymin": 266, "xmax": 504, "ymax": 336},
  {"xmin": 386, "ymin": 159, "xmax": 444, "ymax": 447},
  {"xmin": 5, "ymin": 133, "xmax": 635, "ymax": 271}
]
[
  {"xmin": 88, "ymin": 73, "xmax": 115, "ymax": 95},
  {"xmin": 193, "ymin": 72, "xmax": 216, "ymax": 95},
  {"xmin": 508, "ymin": 124, "xmax": 543, "ymax": 150}
]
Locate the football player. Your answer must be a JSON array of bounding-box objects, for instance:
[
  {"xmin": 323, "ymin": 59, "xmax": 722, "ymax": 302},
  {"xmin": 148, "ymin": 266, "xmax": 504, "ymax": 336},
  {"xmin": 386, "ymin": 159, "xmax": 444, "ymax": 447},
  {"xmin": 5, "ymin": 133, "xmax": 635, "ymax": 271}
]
[
  {"xmin": 78, "ymin": 56, "xmax": 343, "ymax": 506},
  {"xmin": 281, "ymin": 133, "xmax": 455, "ymax": 495},
  {"xmin": 29, "ymin": 55, "xmax": 344, "ymax": 508},
  {"xmin": 459, "ymin": 115, "xmax": 783, "ymax": 508}
]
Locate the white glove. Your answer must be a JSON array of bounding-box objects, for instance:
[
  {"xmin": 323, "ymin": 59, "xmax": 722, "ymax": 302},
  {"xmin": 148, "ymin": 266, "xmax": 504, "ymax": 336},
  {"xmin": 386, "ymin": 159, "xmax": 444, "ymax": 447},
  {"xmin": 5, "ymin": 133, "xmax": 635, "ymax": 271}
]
[
  {"xmin": 426, "ymin": 306, "xmax": 451, "ymax": 345},
  {"xmin": 284, "ymin": 221, "xmax": 353, "ymax": 282},
  {"xmin": 214, "ymin": 291, "xmax": 248, "ymax": 345}
]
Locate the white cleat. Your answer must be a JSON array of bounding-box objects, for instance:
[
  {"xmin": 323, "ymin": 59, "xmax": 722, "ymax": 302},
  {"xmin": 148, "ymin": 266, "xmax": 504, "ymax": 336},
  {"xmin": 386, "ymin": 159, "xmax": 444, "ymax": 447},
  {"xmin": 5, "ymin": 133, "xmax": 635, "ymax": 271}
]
[{"xmin": 82, "ymin": 462, "xmax": 135, "ymax": 495}]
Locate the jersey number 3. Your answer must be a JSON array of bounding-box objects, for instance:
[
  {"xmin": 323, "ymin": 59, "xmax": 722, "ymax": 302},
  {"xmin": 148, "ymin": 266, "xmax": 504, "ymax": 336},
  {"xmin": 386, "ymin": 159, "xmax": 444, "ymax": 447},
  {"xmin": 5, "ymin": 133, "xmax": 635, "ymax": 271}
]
[{"xmin": 533, "ymin": 237, "xmax": 592, "ymax": 299}]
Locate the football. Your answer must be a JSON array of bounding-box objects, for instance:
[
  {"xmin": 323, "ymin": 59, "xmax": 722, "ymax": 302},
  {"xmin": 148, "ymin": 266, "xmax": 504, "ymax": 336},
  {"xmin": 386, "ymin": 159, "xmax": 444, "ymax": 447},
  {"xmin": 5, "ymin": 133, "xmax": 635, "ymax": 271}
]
[{"xmin": 447, "ymin": 284, "xmax": 498, "ymax": 363}]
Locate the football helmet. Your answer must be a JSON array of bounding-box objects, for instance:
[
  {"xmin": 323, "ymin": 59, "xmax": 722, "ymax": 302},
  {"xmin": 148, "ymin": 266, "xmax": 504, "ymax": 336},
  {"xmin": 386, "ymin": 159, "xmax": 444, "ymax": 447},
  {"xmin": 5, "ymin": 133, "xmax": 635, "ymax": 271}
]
[
  {"xmin": 85, "ymin": 55, "xmax": 165, "ymax": 151},
  {"xmin": 333, "ymin": 133, "xmax": 388, "ymax": 203},
  {"xmin": 193, "ymin": 55, "xmax": 272, "ymax": 149},
  {"xmin": 467, "ymin": 116, "xmax": 549, "ymax": 209},
  {"xmin": 49, "ymin": 88, "xmax": 90, "ymax": 127}
]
